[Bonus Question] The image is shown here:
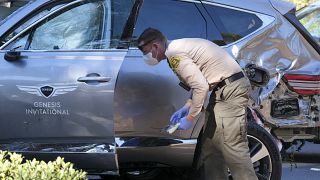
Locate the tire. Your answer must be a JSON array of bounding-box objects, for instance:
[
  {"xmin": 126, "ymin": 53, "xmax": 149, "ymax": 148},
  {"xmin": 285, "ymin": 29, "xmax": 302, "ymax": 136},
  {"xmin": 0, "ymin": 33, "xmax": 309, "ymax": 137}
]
[{"xmin": 247, "ymin": 122, "xmax": 282, "ymax": 180}]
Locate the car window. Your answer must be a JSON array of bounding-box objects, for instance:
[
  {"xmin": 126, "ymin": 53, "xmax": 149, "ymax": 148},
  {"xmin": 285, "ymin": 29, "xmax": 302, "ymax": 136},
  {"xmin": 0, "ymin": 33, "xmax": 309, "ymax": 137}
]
[
  {"xmin": 299, "ymin": 8, "xmax": 320, "ymax": 38},
  {"xmin": 0, "ymin": 1, "xmax": 30, "ymax": 25},
  {"xmin": 132, "ymin": 0, "xmax": 207, "ymax": 42},
  {"xmin": 12, "ymin": 1, "xmax": 106, "ymax": 50},
  {"xmin": 204, "ymin": 4, "xmax": 263, "ymax": 45},
  {"xmin": 0, "ymin": 3, "xmax": 66, "ymax": 47},
  {"xmin": 5, "ymin": 0, "xmax": 135, "ymax": 50}
]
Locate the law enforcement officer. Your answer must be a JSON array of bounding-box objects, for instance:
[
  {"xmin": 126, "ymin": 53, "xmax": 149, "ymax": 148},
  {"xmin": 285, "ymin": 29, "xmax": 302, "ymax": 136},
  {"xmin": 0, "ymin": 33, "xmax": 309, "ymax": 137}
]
[{"xmin": 137, "ymin": 28, "xmax": 257, "ymax": 180}]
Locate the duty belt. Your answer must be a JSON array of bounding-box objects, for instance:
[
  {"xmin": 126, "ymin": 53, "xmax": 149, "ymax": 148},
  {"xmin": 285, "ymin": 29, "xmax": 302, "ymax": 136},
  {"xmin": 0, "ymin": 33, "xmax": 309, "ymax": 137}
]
[{"xmin": 214, "ymin": 71, "xmax": 245, "ymax": 90}]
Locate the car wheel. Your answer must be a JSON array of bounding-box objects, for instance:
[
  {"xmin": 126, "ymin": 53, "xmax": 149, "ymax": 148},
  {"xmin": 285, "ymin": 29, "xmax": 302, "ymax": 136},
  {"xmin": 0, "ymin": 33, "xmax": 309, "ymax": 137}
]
[
  {"xmin": 123, "ymin": 169, "xmax": 162, "ymax": 180},
  {"xmin": 247, "ymin": 122, "xmax": 282, "ymax": 180}
]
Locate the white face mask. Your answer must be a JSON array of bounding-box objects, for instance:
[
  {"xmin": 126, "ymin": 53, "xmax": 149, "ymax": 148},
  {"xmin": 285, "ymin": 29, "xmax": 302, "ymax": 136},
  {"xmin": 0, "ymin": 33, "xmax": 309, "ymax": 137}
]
[{"xmin": 143, "ymin": 52, "xmax": 159, "ymax": 66}]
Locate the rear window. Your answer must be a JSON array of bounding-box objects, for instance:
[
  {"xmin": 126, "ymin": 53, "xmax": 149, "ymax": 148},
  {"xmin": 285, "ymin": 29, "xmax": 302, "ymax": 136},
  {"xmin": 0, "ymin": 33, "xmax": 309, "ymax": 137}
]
[
  {"xmin": 204, "ymin": 4, "xmax": 263, "ymax": 45},
  {"xmin": 298, "ymin": 6, "xmax": 320, "ymax": 39}
]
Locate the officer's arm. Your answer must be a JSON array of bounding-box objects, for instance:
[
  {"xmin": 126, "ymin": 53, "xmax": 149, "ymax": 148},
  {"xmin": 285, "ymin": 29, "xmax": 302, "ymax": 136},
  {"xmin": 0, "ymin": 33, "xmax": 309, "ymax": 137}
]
[
  {"xmin": 176, "ymin": 59, "xmax": 209, "ymax": 120},
  {"xmin": 185, "ymin": 92, "xmax": 193, "ymax": 107}
]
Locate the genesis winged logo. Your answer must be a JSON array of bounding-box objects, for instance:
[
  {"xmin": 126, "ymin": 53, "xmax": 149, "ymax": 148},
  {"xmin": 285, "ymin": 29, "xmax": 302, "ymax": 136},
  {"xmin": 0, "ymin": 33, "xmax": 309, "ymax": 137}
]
[{"xmin": 17, "ymin": 85, "xmax": 77, "ymax": 98}]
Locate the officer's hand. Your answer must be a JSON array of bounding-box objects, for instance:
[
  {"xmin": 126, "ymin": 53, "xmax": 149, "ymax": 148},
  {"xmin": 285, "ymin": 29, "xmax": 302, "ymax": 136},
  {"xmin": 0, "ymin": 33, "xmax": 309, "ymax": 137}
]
[
  {"xmin": 170, "ymin": 106, "xmax": 190, "ymax": 124},
  {"xmin": 178, "ymin": 117, "xmax": 193, "ymax": 130}
]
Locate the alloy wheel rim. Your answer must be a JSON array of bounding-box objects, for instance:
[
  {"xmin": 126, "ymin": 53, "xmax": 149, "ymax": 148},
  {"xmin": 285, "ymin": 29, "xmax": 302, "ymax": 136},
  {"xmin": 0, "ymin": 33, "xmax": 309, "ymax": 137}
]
[{"xmin": 248, "ymin": 135, "xmax": 272, "ymax": 180}]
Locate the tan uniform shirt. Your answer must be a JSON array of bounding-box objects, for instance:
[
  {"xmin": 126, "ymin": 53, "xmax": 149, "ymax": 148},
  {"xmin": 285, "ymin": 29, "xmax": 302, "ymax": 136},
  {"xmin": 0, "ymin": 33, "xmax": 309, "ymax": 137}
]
[{"xmin": 165, "ymin": 38, "xmax": 242, "ymax": 117}]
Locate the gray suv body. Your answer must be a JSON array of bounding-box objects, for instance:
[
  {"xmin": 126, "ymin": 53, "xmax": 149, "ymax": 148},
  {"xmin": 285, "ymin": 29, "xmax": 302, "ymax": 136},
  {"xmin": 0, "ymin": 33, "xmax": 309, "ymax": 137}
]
[{"xmin": 0, "ymin": 0, "xmax": 319, "ymax": 179}]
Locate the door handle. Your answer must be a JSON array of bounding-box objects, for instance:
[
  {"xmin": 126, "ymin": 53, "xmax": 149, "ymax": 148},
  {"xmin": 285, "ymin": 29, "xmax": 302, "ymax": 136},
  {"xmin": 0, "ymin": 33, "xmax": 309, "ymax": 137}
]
[{"xmin": 77, "ymin": 76, "xmax": 111, "ymax": 83}]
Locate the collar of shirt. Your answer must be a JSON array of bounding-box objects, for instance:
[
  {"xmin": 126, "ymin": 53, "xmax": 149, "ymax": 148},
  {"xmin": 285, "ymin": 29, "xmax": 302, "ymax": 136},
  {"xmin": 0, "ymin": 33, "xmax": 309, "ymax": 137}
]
[{"xmin": 164, "ymin": 40, "xmax": 172, "ymax": 58}]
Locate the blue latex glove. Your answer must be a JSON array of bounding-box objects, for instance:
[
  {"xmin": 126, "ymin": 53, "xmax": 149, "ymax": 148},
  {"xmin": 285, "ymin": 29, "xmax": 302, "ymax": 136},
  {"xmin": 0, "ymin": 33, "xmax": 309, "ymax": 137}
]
[
  {"xmin": 170, "ymin": 106, "xmax": 190, "ymax": 125},
  {"xmin": 178, "ymin": 117, "xmax": 193, "ymax": 130}
]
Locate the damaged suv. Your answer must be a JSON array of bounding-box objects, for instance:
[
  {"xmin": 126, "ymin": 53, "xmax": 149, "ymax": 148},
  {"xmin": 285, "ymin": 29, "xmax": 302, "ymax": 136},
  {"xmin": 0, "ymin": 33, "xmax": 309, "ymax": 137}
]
[{"xmin": 0, "ymin": 0, "xmax": 319, "ymax": 179}]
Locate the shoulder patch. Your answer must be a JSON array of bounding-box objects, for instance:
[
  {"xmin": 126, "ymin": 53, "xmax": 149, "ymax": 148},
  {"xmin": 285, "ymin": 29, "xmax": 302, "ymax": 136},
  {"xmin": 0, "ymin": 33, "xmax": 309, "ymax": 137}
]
[{"xmin": 169, "ymin": 56, "xmax": 180, "ymax": 70}]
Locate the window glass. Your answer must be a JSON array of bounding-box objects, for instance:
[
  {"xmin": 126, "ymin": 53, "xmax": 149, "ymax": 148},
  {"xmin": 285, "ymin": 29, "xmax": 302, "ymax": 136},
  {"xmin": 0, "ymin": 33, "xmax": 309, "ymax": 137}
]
[
  {"xmin": 5, "ymin": 0, "xmax": 136, "ymax": 50},
  {"xmin": 27, "ymin": 2, "xmax": 104, "ymax": 50},
  {"xmin": 299, "ymin": 9, "xmax": 320, "ymax": 38},
  {"xmin": 0, "ymin": 1, "xmax": 30, "ymax": 24},
  {"xmin": 111, "ymin": 0, "xmax": 136, "ymax": 48},
  {"xmin": 1, "ymin": 3, "xmax": 66, "ymax": 47},
  {"xmin": 132, "ymin": 0, "xmax": 207, "ymax": 42},
  {"xmin": 205, "ymin": 5, "xmax": 263, "ymax": 44}
]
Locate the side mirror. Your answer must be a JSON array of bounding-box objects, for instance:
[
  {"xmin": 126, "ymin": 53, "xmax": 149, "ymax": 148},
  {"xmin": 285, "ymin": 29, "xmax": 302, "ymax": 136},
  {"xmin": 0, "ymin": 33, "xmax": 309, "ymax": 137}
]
[
  {"xmin": 4, "ymin": 46, "xmax": 22, "ymax": 61},
  {"xmin": 244, "ymin": 64, "xmax": 270, "ymax": 87},
  {"xmin": 4, "ymin": 51, "xmax": 21, "ymax": 61}
]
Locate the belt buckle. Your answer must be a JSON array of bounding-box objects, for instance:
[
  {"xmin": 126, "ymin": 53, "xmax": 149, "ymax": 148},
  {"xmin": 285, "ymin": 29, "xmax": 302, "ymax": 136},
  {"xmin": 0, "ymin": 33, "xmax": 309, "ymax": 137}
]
[
  {"xmin": 224, "ymin": 78, "xmax": 231, "ymax": 85},
  {"xmin": 217, "ymin": 80, "xmax": 226, "ymax": 90}
]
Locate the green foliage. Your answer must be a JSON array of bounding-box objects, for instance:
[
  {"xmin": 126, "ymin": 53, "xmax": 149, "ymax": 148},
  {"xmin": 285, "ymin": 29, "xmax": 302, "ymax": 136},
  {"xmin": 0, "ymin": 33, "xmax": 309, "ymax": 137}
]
[{"xmin": 0, "ymin": 151, "xmax": 87, "ymax": 180}]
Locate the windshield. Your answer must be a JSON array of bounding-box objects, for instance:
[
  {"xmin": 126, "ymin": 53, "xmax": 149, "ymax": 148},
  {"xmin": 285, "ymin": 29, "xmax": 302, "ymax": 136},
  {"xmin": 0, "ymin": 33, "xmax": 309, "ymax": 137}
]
[{"xmin": 0, "ymin": 1, "xmax": 33, "ymax": 26}]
